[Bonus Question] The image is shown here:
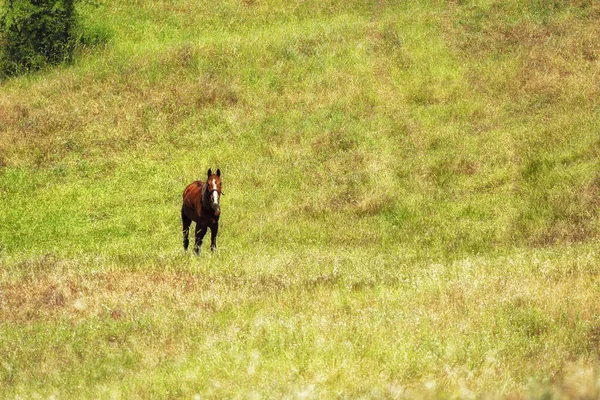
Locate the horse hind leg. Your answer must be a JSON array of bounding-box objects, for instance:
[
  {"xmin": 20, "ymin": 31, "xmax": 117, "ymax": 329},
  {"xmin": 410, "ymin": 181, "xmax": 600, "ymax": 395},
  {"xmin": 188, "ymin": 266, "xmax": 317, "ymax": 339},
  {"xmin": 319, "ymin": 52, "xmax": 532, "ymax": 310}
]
[{"xmin": 182, "ymin": 208, "xmax": 191, "ymax": 252}]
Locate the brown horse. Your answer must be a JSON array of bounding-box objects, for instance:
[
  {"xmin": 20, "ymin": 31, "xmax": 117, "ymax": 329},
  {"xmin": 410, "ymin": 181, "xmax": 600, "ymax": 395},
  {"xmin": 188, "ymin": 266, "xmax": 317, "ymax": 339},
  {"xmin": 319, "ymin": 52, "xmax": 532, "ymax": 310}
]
[{"xmin": 181, "ymin": 168, "xmax": 222, "ymax": 254}]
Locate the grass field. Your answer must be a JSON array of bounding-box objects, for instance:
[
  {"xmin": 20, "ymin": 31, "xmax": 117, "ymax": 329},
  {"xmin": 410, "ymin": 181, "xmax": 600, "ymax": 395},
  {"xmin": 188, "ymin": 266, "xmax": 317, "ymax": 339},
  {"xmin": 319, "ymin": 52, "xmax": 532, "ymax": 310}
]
[{"xmin": 1, "ymin": 0, "xmax": 600, "ymax": 397}]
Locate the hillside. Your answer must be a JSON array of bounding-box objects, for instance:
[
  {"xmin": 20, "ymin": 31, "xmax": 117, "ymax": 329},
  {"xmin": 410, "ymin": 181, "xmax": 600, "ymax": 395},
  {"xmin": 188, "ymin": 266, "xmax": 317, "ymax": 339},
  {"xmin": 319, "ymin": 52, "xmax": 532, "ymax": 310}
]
[{"xmin": 1, "ymin": 0, "xmax": 600, "ymax": 397}]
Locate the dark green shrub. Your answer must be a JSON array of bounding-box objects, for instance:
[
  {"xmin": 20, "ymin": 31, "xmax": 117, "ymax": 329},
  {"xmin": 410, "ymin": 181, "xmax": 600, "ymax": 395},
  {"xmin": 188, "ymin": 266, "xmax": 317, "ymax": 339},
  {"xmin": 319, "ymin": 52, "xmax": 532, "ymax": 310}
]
[{"xmin": 0, "ymin": 0, "xmax": 78, "ymax": 76}]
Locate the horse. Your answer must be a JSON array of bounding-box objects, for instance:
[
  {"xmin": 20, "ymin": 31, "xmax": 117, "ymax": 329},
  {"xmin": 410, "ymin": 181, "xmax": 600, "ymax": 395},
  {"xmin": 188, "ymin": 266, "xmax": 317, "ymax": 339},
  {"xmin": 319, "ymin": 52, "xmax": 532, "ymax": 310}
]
[{"xmin": 181, "ymin": 168, "xmax": 222, "ymax": 254}]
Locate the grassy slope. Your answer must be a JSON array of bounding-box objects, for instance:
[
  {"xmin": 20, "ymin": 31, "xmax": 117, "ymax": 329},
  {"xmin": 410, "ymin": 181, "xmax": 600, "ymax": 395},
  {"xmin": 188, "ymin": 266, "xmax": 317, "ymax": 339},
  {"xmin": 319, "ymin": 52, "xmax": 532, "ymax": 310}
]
[{"xmin": 1, "ymin": 0, "xmax": 600, "ymax": 397}]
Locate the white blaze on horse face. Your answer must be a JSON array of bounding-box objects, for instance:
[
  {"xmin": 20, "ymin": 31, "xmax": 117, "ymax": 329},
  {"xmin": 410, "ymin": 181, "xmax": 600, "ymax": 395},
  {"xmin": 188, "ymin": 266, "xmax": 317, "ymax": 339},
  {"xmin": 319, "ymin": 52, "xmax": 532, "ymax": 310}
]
[{"xmin": 211, "ymin": 179, "xmax": 219, "ymax": 204}]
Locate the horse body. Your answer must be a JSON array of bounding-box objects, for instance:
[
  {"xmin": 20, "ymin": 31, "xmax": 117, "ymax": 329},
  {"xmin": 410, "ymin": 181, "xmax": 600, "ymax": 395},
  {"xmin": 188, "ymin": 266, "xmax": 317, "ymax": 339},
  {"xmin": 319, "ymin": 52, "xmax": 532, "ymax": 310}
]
[{"xmin": 182, "ymin": 168, "xmax": 222, "ymax": 253}]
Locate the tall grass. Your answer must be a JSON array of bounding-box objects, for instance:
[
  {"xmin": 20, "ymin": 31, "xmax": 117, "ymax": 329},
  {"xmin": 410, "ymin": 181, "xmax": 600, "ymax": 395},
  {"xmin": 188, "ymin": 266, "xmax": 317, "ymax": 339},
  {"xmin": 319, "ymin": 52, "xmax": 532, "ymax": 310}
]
[{"xmin": 1, "ymin": 0, "xmax": 600, "ymax": 397}]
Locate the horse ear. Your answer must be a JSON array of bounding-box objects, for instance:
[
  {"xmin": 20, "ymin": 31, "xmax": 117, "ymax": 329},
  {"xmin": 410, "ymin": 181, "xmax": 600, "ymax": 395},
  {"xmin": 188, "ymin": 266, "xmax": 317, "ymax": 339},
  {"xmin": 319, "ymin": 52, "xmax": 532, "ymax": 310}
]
[
  {"xmin": 207, "ymin": 168, "xmax": 212, "ymax": 178},
  {"xmin": 216, "ymin": 169, "xmax": 221, "ymax": 177}
]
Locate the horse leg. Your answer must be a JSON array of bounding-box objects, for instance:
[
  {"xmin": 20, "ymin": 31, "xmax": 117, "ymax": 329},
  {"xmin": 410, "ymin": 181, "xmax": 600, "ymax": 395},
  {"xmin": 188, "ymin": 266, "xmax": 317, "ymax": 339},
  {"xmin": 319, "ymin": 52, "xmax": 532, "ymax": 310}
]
[
  {"xmin": 194, "ymin": 224, "xmax": 208, "ymax": 255},
  {"xmin": 210, "ymin": 223, "xmax": 219, "ymax": 252},
  {"xmin": 182, "ymin": 208, "xmax": 191, "ymax": 252}
]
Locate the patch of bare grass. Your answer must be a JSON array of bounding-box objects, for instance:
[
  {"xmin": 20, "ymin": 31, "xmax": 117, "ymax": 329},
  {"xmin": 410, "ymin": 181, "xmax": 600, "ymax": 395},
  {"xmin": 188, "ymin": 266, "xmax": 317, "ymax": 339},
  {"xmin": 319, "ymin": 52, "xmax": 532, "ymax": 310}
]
[{"xmin": 2, "ymin": 245, "xmax": 600, "ymax": 396}]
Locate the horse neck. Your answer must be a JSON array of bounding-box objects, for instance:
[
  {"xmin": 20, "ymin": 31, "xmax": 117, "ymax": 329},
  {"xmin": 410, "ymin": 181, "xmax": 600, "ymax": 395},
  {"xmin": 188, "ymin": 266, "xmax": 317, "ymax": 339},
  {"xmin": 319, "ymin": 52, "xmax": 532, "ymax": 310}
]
[{"xmin": 201, "ymin": 182, "xmax": 213, "ymax": 212}]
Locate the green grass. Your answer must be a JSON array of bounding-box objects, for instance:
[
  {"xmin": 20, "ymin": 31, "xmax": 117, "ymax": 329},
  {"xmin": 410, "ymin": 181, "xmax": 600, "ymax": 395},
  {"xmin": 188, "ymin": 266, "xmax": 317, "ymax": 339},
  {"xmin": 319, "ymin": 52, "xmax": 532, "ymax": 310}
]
[{"xmin": 1, "ymin": 0, "xmax": 600, "ymax": 397}]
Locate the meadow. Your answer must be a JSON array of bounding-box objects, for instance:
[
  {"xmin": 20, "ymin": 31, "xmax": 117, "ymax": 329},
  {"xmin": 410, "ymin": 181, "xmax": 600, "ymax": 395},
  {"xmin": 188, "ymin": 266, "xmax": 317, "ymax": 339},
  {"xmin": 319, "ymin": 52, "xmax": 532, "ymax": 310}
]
[{"xmin": 1, "ymin": 0, "xmax": 600, "ymax": 397}]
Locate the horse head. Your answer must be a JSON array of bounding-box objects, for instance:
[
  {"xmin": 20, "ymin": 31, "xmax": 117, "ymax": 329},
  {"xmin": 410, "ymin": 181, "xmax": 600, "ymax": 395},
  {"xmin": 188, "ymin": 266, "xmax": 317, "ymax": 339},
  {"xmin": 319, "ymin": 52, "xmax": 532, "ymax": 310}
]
[{"xmin": 206, "ymin": 168, "xmax": 222, "ymax": 216}]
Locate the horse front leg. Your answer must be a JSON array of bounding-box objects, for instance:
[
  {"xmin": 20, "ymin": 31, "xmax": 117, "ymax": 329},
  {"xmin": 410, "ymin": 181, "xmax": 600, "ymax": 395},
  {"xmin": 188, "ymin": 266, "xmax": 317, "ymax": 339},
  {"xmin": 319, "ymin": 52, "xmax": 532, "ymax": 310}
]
[
  {"xmin": 210, "ymin": 223, "xmax": 219, "ymax": 252},
  {"xmin": 194, "ymin": 224, "xmax": 208, "ymax": 255},
  {"xmin": 182, "ymin": 209, "xmax": 191, "ymax": 252}
]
